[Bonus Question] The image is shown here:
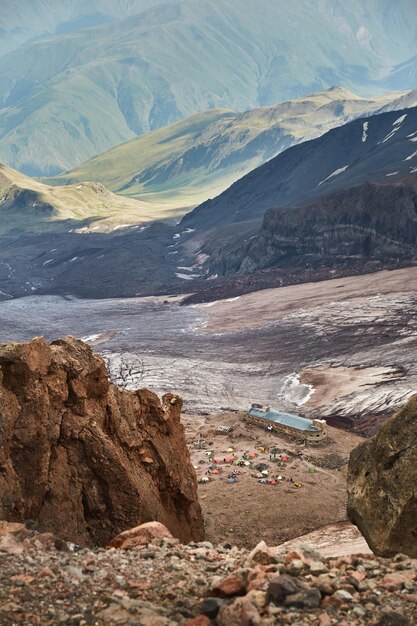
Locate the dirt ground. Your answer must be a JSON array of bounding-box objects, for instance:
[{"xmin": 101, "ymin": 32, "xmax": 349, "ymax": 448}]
[{"xmin": 183, "ymin": 411, "xmax": 364, "ymax": 550}]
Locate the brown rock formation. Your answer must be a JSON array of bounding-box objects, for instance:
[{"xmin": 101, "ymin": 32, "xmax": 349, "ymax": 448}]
[
  {"xmin": 0, "ymin": 336, "xmax": 204, "ymax": 547},
  {"xmin": 347, "ymin": 394, "xmax": 417, "ymax": 558}
]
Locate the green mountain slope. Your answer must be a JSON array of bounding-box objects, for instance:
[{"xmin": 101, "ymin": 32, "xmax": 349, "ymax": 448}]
[
  {"xmin": 49, "ymin": 87, "xmax": 412, "ymax": 209},
  {"xmin": 1, "ymin": 0, "xmax": 417, "ymax": 176},
  {"xmin": 0, "ymin": 163, "xmax": 178, "ymax": 235}
]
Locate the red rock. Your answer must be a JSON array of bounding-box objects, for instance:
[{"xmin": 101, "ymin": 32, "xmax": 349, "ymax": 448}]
[
  {"xmin": 37, "ymin": 568, "xmax": 54, "ymax": 578},
  {"xmin": 319, "ymin": 614, "xmax": 332, "ymax": 626},
  {"xmin": 212, "ymin": 576, "xmax": 247, "ymax": 598},
  {"xmin": 382, "ymin": 571, "xmax": 415, "ymax": 591},
  {"xmin": 186, "ymin": 617, "xmax": 211, "ymax": 626},
  {"xmin": 10, "ymin": 574, "xmax": 35, "ymax": 585},
  {"xmin": 349, "ymin": 570, "xmax": 366, "ymax": 583},
  {"xmin": 108, "ymin": 521, "xmax": 173, "ymax": 549},
  {"xmin": 0, "ymin": 534, "xmax": 23, "ymax": 555},
  {"xmin": 284, "ymin": 549, "xmax": 307, "ymax": 565},
  {"xmin": 0, "ymin": 337, "xmax": 204, "ymax": 547},
  {"xmin": 0, "ymin": 521, "xmax": 28, "ymax": 537},
  {"xmin": 321, "ymin": 595, "xmax": 343, "ymax": 609}
]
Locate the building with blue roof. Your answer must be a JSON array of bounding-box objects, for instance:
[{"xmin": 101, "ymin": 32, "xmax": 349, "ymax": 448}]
[{"xmin": 247, "ymin": 404, "xmax": 327, "ymax": 442}]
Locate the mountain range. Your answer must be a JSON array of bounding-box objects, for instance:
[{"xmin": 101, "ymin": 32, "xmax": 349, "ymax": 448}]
[
  {"xmin": 1, "ymin": 103, "xmax": 417, "ymax": 301},
  {"xmin": 49, "ymin": 87, "xmax": 416, "ymax": 209},
  {"xmin": 178, "ymin": 105, "xmax": 417, "ymax": 287},
  {"xmin": 1, "ymin": 0, "xmax": 417, "ymax": 176}
]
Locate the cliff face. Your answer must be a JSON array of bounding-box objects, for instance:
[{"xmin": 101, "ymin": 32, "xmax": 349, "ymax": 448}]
[
  {"xmin": 212, "ymin": 181, "xmax": 417, "ymax": 276},
  {"xmin": 0, "ymin": 336, "xmax": 204, "ymax": 547},
  {"xmin": 347, "ymin": 394, "xmax": 417, "ymax": 558}
]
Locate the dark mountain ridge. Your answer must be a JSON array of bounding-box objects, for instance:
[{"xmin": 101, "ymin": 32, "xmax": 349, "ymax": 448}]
[{"xmin": 182, "ymin": 106, "xmax": 417, "ymax": 234}]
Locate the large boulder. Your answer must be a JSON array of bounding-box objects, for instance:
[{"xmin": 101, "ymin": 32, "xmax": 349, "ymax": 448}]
[
  {"xmin": 347, "ymin": 395, "xmax": 417, "ymax": 558},
  {"xmin": 0, "ymin": 336, "xmax": 204, "ymax": 547}
]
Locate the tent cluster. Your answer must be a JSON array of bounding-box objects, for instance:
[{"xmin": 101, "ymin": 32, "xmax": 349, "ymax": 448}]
[{"xmin": 195, "ymin": 444, "xmax": 313, "ymax": 488}]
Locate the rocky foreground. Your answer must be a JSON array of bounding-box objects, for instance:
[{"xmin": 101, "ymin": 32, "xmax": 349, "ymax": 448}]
[
  {"xmin": 0, "ymin": 336, "xmax": 203, "ymax": 546},
  {"xmin": 0, "ymin": 522, "xmax": 416, "ymax": 626}
]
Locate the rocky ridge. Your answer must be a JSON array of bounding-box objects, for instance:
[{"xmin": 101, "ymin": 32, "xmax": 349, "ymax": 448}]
[
  {"xmin": 0, "ymin": 521, "xmax": 415, "ymax": 625},
  {"xmin": 0, "ymin": 336, "xmax": 204, "ymax": 547},
  {"xmin": 212, "ymin": 180, "xmax": 417, "ymax": 276}
]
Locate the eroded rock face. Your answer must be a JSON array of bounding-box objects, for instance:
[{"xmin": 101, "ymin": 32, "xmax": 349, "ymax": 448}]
[
  {"xmin": 0, "ymin": 336, "xmax": 204, "ymax": 547},
  {"xmin": 347, "ymin": 394, "xmax": 417, "ymax": 558}
]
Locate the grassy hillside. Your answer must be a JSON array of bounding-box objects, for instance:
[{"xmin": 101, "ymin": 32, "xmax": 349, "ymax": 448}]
[
  {"xmin": 48, "ymin": 87, "xmax": 411, "ymax": 209},
  {"xmin": 0, "ymin": 163, "xmax": 181, "ymax": 235},
  {"xmin": 1, "ymin": 0, "xmax": 417, "ymax": 176}
]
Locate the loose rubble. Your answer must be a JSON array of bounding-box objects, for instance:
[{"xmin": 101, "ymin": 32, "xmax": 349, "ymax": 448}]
[{"xmin": 0, "ymin": 523, "xmax": 415, "ymax": 625}]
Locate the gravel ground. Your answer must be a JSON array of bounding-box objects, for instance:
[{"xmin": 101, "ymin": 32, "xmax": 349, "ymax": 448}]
[{"xmin": 0, "ymin": 525, "xmax": 416, "ymax": 625}]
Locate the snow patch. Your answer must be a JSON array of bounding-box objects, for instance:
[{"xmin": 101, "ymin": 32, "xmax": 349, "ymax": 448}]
[
  {"xmin": 318, "ymin": 165, "xmax": 349, "ymax": 186},
  {"xmin": 281, "ymin": 373, "xmax": 314, "ymax": 407},
  {"xmin": 196, "ymin": 301, "xmax": 219, "ymax": 308},
  {"xmin": 43, "ymin": 259, "xmax": 53, "ymax": 265},
  {"xmin": 175, "ymin": 273, "xmax": 199, "ymax": 280},
  {"xmin": 380, "ymin": 114, "xmax": 407, "ymax": 145},
  {"xmin": 393, "ymin": 114, "xmax": 407, "ymax": 126},
  {"xmin": 404, "ymin": 150, "xmax": 417, "ymax": 162},
  {"xmin": 386, "ymin": 171, "xmax": 399, "ymax": 177},
  {"xmin": 69, "ymin": 257, "xmax": 78, "ymax": 263},
  {"xmin": 411, "ymin": 166, "xmax": 417, "ymax": 174},
  {"xmin": 409, "ymin": 137, "xmax": 417, "ymax": 143},
  {"xmin": 81, "ymin": 334, "xmax": 101, "ymax": 343},
  {"xmin": 111, "ymin": 224, "xmax": 130, "ymax": 231},
  {"xmin": 362, "ymin": 121, "xmax": 368, "ymax": 143}
]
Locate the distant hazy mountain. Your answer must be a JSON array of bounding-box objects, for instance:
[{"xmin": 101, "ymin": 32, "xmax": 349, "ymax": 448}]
[
  {"xmin": 49, "ymin": 87, "xmax": 415, "ymax": 209},
  {"xmin": 387, "ymin": 55, "xmax": 417, "ymax": 91},
  {"xmin": 1, "ymin": 0, "xmax": 417, "ymax": 176},
  {"xmin": 0, "ymin": 1, "xmax": 164, "ymax": 55}
]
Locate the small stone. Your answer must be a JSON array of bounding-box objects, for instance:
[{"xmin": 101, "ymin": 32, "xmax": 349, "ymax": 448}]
[
  {"xmin": 247, "ymin": 541, "xmax": 277, "ymax": 565},
  {"xmin": 200, "ymin": 597, "xmax": 224, "ymax": 619},
  {"xmin": 376, "ymin": 612, "xmax": 410, "ymax": 626},
  {"xmin": 352, "ymin": 606, "xmax": 366, "ymax": 617},
  {"xmin": 186, "ymin": 616, "xmax": 211, "ymax": 626},
  {"xmin": 217, "ymin": 597, "xmax": 261, "ymax": 626},
  {"xmin": 382, "ymin": 572, "xmax": 414, "ymax": 591},
  {"xmin": 197, "ymin": 541, "xmax": 214, "ymax": 549},
  {"xmin": 266, "ymin": 574, "xmax": 305, "ymax": 604},
  {"xmin": 108, "ymin": 522, "xmax": 173, "ymax": 550},
  {"xmin": 212, "ymin": 576, "xmax": 247, "ymax": 597},
  {"xmin": 334, "ymin": 589, "xmax": 354, "ymax": 602},
  {"xmin": 313, "ymin": 574, "xmax": 335, "ymax": 596},
  {"xmin": 284, "ymin": 588, "xmax": 321, "ymax": 609},
  {"xmin": 287, "ymin": 559, "xmax": 304, "ymax": 574},
  {"xmin": 284, "ymin": 550, "xmax": 307, "ymax": 565},
  {"xmin": 309, "ymin": 561, "xmax": 329, "ymax": 575}
]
